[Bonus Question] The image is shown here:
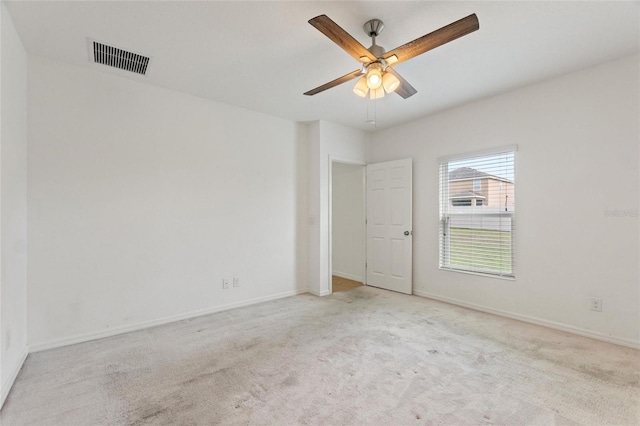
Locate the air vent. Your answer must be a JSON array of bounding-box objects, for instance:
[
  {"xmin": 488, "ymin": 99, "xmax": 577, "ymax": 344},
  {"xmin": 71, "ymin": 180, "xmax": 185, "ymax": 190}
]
[{"xmin": 92, "ymin": 41, "xmax": 149, "ymax": 75}]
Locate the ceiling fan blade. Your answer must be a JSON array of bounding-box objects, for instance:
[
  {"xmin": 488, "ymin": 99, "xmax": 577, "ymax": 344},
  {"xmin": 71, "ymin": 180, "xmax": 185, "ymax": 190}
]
[
  {"xmin": 383, "ymin": 14, "xmax": 479, "ymax": 66},
  {"xmin": 309, "ymin": 15, "xmax": 377, "ymax": 63},
  {"xmin": 304, "ymin": 69, "xmax": 363, "ymax": 96},
  {"xmin": 385, "ymin": 67, "xmax": 417, "ymax": 99}
]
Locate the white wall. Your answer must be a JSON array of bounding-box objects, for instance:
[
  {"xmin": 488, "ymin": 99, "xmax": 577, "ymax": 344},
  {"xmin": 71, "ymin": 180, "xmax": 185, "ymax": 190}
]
[
  {"xmin": 0, "ymin": 1, "xmax": 28, "ymax": 407},
  {"xmin": 27, "ymin": 56, "xmax": 308, "ymax": 350},
  {"xmin": 331, "ymin": 162, "xmax": 364, "ymax": 282},
  {"xmin": 307, "ymin": 121, "xmax": 368, "ymax": 296},
  {"xmin": 369, "ymin": 55, "xmax": 640, "ymax": 348}
]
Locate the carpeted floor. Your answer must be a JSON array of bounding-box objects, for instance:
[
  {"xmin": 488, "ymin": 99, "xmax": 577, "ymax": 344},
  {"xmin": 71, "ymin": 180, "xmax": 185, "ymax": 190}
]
[{"xmin": 2, "ymin": 286, "xmax": 639, "ymax": 425}]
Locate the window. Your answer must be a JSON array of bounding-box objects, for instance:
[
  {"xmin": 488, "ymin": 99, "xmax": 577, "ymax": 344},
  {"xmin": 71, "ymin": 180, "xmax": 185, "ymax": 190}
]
[
  {"xmin": 473, "ymin": 179, "xmax": 481, "ymax": 191},
  {"xmin": 439, "ymin": 147, "xmax": 516, "ymax": 278}
]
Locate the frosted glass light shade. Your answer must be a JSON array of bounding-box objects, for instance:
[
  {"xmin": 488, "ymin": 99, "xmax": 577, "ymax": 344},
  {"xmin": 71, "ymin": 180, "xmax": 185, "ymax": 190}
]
[
  {"xmin": 370, "ymin": 86, "xmax": 385, "ymax": 99},
  {"xmin": 353, "ymin": 77, "xmax": 369, "ymax": 97},
  {"xmin": 366, "ymin": 68, "xmax": 383, "ymax": 89},
  {"xmin": 382, "ymin": 72, "xmax": 400, "ymax": 93}
]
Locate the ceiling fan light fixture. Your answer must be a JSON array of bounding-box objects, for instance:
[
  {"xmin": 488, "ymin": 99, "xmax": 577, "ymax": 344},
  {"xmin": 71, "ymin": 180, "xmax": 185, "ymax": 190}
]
[
  {"xmin": 382, "ymin": 72, "xmax": 400, "ymax": 93},
  {"xmin": 366, "ymin": 63, "xmax": 383, "ymax": 89},
  {"xmin": 305, "ymin": 13, "xmax": 479, "ymax": 99},
  {"xmin": 370, "ymin": 86, "xmax": 385, "ymax": 99},
  {"xmin": 353, "ymin": 76, "xmax": 369, "ymax": 97}
]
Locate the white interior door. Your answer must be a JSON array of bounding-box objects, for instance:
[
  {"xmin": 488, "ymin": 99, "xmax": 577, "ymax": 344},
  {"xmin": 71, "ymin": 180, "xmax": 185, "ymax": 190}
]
[{"xmin": 366, "ymin": 158, "xmax": 413, "ymax": 294}]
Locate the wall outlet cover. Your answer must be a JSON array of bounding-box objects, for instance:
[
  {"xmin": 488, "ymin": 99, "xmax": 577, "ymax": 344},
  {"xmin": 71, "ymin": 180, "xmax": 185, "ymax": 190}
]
[{"xmin": 590, "ymin": 297, "xmax": 602, "ymax": 312}]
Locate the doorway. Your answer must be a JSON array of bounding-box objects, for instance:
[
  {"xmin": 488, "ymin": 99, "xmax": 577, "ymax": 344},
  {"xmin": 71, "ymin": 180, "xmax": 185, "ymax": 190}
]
[{"xmin": 329, "ymin": 161, "xmax": 366, "ymax": 293}]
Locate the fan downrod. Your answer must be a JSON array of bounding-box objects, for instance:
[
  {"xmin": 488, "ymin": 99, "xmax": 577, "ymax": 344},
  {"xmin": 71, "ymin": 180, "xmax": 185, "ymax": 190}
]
[{"xmin": 363, "ymin": 19, "xmax": 385, "ymax": 57}]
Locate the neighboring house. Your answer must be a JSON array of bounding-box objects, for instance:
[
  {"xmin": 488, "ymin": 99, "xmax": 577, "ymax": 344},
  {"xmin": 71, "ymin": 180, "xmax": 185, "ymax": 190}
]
[{"xmin": 448, "ymin": 167, "xmax": 514, "ymax": 210}]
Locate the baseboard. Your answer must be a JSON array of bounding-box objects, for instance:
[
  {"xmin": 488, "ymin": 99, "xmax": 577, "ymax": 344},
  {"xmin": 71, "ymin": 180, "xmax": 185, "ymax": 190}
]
[
  {"xmin": 1, "ymin": 346, "xmax": 29, "ymax": 410},
  {"xmin": 307, "ymin": 288, "xmax": 331, "ymax": 297},
  {"xmin": 332, "ymin": 271, "xmax": 363, "ymax": 282},
  {"xmin": 414, "ymin": 290, "xmax": 640, "ymax": 350},
  {"xmin": 30, "ymin": 288, "xmax": 309, "ymax": 353}
]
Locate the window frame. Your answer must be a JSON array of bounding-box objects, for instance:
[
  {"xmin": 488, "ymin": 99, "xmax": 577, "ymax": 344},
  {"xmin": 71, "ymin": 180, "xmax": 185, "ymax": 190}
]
[{"xmin": 438, "ymin": 146, "xmax": 517, "ymax": 279}]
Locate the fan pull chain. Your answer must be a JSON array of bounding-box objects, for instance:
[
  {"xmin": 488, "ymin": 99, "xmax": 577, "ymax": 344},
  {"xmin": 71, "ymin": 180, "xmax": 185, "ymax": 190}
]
[{"xmin": 366, "ymin": 98, "xmax": 377, "ymax": 127}]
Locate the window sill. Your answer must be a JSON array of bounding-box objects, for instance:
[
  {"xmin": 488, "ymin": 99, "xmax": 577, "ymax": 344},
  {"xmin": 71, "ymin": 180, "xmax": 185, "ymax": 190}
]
[{"xmin": 439, "ymin": 267, "xmax": 516, "ymax": 281}]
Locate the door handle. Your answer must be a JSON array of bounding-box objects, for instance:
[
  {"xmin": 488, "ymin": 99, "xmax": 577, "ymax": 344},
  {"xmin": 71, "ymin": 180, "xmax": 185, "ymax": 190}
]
[{"xmin": 404, "ymin": 231, "xmax": 410, "ymax": 236}]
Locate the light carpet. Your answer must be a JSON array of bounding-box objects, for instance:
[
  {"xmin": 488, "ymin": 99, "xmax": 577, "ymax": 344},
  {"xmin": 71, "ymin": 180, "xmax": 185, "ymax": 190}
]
[{"xmin": 1, "ymin": 286, "xmax": 638, "ymax": 425}]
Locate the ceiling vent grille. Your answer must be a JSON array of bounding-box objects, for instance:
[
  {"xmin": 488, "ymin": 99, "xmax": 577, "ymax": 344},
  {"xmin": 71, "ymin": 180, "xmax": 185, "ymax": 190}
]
[{"xmin": 92, "ymin": 41, "xmax": 149, "ymax": 75}]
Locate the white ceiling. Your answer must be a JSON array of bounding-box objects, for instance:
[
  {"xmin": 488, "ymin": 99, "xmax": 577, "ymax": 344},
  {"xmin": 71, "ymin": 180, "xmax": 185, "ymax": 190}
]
[{"xmin": 5, "ymin": 1, "xmax": 639, "ymax": 131}]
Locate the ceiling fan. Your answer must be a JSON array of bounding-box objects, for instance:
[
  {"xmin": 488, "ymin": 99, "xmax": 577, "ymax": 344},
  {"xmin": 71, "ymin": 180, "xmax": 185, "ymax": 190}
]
[{"xmin": 304, "ymin": 13, "xmax": 479, "ymax": 99}]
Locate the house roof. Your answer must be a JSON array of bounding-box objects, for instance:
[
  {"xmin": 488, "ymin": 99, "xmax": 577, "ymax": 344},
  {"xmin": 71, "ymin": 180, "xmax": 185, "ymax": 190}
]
[
  {"xmin": 449, "ymin": 167, "xmax": 491, "ymax": 180},
  {"xmin": 449, "ymin": 167, "xmax": 512, "ymax": 183}
]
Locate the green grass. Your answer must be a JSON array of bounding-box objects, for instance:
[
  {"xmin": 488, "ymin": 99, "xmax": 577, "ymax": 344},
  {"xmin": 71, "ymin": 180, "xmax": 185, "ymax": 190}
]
[{"xmin": 448, "ymin": 227, "xmax": 512, "ymax": 273}]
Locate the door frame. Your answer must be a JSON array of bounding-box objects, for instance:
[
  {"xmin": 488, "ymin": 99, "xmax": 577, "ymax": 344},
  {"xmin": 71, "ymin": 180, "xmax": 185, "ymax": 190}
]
[{"xmin": 328, "ymin": 156, "xmax": 367, "ymax": 294}]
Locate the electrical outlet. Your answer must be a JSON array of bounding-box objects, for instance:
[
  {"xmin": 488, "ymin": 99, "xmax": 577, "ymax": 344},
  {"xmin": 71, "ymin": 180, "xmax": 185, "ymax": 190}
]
[
  {"xmin": 233, "ymin": 277, "xmax": 240, "ymax": 287},
  {"xmin": 222, "ymin": 278, "xmax": 230, "ymax": 289},
  {"xmin": 590, "ymin": 297, "xmax": 602, "ymax": 312}
]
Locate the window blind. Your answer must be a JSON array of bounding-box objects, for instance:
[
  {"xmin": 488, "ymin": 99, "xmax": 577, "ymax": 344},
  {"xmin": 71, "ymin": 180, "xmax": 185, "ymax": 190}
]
[{"xmin": 439, "ymin": 149, "xmax": 516, "ymax": 278}]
